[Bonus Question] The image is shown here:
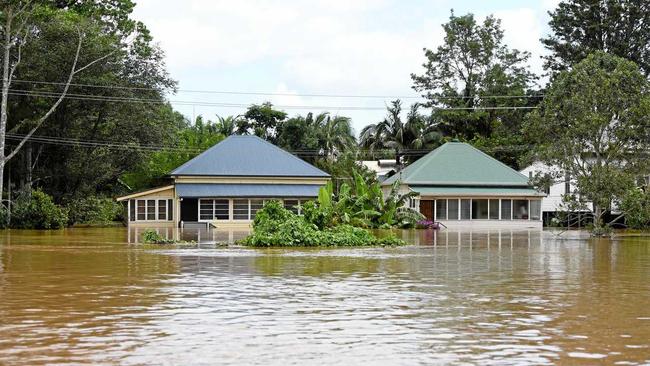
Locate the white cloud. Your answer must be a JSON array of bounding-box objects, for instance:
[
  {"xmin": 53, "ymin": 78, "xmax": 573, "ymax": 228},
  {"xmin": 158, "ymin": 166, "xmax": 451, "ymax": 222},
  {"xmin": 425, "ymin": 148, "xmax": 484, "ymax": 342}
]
[{"xmin": 132, "ymin": 0, "xmax": 556, "ymax": 130}]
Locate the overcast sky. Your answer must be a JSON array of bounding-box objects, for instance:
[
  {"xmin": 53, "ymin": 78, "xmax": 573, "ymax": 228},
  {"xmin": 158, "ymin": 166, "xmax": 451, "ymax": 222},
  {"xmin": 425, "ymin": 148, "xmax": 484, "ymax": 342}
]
[{"xmin": 132, "ymin": 0, "xmax": 560, "ymax": 134}]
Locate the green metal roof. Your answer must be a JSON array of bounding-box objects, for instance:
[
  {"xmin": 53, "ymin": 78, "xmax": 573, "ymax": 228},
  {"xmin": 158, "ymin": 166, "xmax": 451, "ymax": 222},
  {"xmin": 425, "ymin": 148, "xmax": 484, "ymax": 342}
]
[
  {"xmin": 411, "ymin": 186, "xmax": 545, "ymax": 197},
  {"xmin": 382, "ymin": 142, "xmax": 531, "ymax": 186}
]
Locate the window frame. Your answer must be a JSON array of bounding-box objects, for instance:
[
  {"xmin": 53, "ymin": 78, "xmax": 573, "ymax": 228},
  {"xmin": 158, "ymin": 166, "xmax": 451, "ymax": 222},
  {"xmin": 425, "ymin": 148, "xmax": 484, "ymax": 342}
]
[{"xmin": 131, "ymin": 197, "xmax": 171, "ymax": 222}]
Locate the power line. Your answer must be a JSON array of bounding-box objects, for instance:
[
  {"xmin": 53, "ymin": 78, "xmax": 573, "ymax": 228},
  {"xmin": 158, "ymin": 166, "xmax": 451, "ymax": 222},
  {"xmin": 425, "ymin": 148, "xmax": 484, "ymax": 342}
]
[
  {"xmin": 7, "ymin": 89, "xmax": 539, "ymax": 111},
  {"xmin": 10, "ymin": 79, "xmax": 544, "ymax": 100}
]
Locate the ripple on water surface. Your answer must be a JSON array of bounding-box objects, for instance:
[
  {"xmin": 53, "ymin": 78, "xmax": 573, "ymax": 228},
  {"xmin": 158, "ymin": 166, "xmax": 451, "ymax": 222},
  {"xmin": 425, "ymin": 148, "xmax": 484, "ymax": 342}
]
[{"xmin": 0, "ymin": 228, "xmax": 649, "ymax": 365}]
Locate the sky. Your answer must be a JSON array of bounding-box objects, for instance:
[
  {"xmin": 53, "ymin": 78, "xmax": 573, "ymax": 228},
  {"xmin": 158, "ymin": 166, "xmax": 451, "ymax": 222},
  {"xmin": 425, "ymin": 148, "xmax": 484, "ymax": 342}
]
[{"xmin": 132, "ymin": 0, "xmax": 561, "ymax": 134}]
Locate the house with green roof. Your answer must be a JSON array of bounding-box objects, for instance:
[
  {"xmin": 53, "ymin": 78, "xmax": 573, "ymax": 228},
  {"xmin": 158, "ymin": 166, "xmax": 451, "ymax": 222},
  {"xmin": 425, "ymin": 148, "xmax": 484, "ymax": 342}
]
[
  {"xmin": 116, "ymin": 135, "xmax": 330, "ymax": 229},
  {"xmin": 382, "ymin": 141, "xmax": 545, "ymax": 228}
]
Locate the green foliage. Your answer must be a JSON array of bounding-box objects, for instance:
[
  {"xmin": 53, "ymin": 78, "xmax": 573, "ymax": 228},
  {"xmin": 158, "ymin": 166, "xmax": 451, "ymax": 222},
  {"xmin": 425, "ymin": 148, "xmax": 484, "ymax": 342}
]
[
  {"xmin": 65, "ymin": 196, "xmax": 123, "ymax": 225},
  {"xmin": 542, "ymin": 0, "xmax": 650, "ymax": 76},
  {"xmin": 236, "ymin": 102, "xmax": 288, "ymax": 143},
  {"xmin": 620, "ymin": 188, "xmax": 650, "ymax": 229},
  {"xmin": 304, "ymin": 172, "xmax": 424, "ymax": 229},
  {"xmin": 142, "ymin": 229, "xmax": 175, "ymax": 244},
  {"xmin": 411, "ymin": 11, "xmax": 537, "ymax": 140},
  {"xmin": 122, "ymin": 115, "xmax": 225, "ymax": 190},
  {"xmin": 524, "ymin": 52, "xmax": 650, "ymax": 227},
  {"xmin": 360, "ymin": 100, "xmax": 441, "ymax": 164},
  {"xmin": 241, "ymin": 201, "xmax": 404, "ymax": 247},
  {"xmin": 11, "ymin": 190, "xmax": 68, "ymax": 230}
]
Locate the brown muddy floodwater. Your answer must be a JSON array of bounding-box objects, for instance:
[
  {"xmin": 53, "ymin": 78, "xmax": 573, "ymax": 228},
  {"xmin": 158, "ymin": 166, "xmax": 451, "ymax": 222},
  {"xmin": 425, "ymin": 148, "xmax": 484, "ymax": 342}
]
[{"xmin": 0, "ymin": 228, "xmax": 649, "ymax": 365}]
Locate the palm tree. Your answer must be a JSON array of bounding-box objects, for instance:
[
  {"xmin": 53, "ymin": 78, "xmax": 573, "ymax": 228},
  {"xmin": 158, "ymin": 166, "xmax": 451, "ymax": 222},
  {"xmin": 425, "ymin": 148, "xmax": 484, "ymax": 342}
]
[
  {"xmin": 213, "ymin": 115, "xmax": 240, "ymax": 136},
  {"xmin": 317, "ymin": 113, "xmax": 356, "ymax": 159},
  {"xmin": 360, "ymin": 100, "xmax": 441, "ymax": 164}
]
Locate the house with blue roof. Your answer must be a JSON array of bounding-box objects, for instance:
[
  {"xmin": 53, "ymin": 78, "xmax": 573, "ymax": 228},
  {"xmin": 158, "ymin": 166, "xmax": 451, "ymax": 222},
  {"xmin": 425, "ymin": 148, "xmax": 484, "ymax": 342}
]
[
  {"xmin": 117, "ymin": 135, "xmax": 330, "ymax": 228},
  {"xmin": 382, "ymin": 141, "xmax": 546, "ymax": 228}
]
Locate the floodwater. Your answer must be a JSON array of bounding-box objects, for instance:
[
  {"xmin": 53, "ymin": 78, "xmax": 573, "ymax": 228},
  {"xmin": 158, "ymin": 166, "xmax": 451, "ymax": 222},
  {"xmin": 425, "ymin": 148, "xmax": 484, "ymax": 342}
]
[{"xmin": 0, "ymin": 228, "xmax": 649, "ymax": 365}]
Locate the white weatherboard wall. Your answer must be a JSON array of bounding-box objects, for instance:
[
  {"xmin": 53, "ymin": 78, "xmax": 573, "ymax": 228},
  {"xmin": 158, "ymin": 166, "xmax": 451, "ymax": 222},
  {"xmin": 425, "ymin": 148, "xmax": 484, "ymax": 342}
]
[{"xmin": 520, "ymin": 162, "xmax": 585, "ymax": 214}]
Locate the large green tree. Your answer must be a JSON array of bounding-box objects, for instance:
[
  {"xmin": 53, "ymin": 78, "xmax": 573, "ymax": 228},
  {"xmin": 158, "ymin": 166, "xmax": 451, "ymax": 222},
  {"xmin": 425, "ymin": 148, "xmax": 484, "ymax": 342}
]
[
  {"xmin": 524, "ymin": 52, "xmax": 650, "ymax": 228},
  {"xmin": 235, "ymin": 102, "xmax": 287, "ymax": 143},
  {"xmin": 359, "ymin": 100, "xmax": 441, "ymax": 164},
  {"xmin": 411, "ymin": 12, "xmax": 537, "ymax": 141},
  {"xmin": 3, "ymin": 1, "xmax": 178, "ymax": 200},
  {"xmin": 542, "ymin": 0, "xmax": 650, "ymax": 76}
]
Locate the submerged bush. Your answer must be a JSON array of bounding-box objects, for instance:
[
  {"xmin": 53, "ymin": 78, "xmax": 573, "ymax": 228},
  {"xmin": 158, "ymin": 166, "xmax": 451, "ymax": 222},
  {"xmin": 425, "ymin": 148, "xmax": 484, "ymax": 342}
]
[
  {"xmin": 142, "ymin": 229, "xmax": 175, "ymax": 244},
  {"xmin": 66, "ymin": 196, "xmax": 123, "ymax": 225},
  {"xmin": 11, "ymin": 190, "xmax": 68, "ymax": 229},
  {"xmin": 241, "ymin": 201, "xmax": 404, "ymax": 247}
]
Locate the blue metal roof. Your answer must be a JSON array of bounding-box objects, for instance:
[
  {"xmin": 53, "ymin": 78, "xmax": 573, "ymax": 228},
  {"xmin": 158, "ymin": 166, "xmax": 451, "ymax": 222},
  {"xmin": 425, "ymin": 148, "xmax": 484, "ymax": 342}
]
[
  {"xmin": 170, "ymin": 135, "xmax": 330, "ymax": 177},
  {"xmin": 175, "ymin": 183, "xmax": 323, "ymax": 198}
]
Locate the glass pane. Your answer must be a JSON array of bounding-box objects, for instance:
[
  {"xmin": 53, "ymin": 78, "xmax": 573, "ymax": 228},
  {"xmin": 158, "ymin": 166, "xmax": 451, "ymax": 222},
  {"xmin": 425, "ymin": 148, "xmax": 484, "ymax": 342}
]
[
  {"xmin": 447, "ymin": 199, "xmax": 459, "ymax": 220},
  {"xmin": 137, "ymin": 200, "xmax": 145, "ymax": 220},
  {"xmin": 233, "ymin": 199, "xmax": 249, "ymax": 220},
  {"xmin": 158, "ymin": 199, "xmax": 167, "ymax": 220},
  {"xmin": 530, "ymin": 200, "xmax": 541, "ymax": 220},
  {"xmin": 435, "ymin": 199, "xmax": 447, "ymax": 220},
  {"xmin": 129, "ymin": 200, "xmax": 135, "ymax": 221},
  {"xmin": 489, "ymin": 199, "xmax": 499, "ymax": 220},
  {"xmin": 147, "ymin": 200, "xmax": 156, "ymax": 220},
  {"xmin": 500, "ymin": 199, "xmax": 512, "ymax": 220},
  {"xmin": 284, "ymin": 199, "xmax": 299, "ymax": 214},
  {"xmin": 250, "ymin": 199, "xmax": 264, "ymax": 218},
  {"xmin": 167, "ymin": 199, "xmax": 173, "ymax": 221},
  {"xmin": 214, "ymin": 199, "xmax": 229, "ymax": 220},
  {"xmin": 513, "ymin": 200, "xmax": 529, "ymax": 219},
  {"xmin": 199, "ymin": 199, "xmax": 213, "ymax": 220},
  {"xmin": 471, "ymin": 199, "xmax": 489, "ymax": 219},
  {"xmin": 460, "ymin": 199, "xmax": 471, "ymax": 220}
]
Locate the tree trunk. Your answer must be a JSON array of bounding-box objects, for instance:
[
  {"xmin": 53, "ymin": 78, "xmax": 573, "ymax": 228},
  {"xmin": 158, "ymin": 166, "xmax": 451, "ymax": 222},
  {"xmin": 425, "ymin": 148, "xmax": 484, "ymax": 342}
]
[{"xmin": 0, "ymin": 8, "xmax": 13, "ymax": 206}]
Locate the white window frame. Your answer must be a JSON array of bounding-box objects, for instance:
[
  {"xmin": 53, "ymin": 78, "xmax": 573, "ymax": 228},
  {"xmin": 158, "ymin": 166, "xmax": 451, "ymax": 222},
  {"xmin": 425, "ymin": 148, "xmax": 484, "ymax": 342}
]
[{"xmin": 131, "ymin": 197, "xmax": 169, "ymax": 222}]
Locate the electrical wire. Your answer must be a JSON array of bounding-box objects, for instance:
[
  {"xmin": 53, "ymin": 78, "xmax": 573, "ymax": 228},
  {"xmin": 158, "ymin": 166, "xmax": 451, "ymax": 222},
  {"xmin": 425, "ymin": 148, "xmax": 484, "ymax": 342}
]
[
  {"xmin": 6, "ymin": 89, "xmax": 539, "ymax": 111},
  {"xmin": 10, "ymin": 79, "xmax": 544, "ymax": 100}
]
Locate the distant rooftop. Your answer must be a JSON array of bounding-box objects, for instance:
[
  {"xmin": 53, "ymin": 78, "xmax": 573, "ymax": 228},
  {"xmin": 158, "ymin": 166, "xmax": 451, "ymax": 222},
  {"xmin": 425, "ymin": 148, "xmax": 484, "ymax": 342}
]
[
  {"xmin": 170, "ymin": 135, "xmax": 330, "ymax": 177},
  {"xmin": 382, "ymin": 142, "xmax": 530, "ymax": 187}
]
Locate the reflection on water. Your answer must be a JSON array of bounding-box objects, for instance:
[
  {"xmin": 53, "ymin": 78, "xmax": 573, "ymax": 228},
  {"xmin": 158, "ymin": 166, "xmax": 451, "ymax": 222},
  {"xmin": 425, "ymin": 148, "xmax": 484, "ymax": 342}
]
[
  {"xmin": 127, "ymin": 226, "xmax": 251, "ymax": 244},
  {"xmin": 1, "ymin": 228, "xmax": 649, "ymax": 365}
]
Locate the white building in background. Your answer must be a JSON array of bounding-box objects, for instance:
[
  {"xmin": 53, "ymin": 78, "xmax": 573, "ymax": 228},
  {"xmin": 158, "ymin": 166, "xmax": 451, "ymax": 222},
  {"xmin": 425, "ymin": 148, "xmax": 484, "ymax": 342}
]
[
  {"xmin": 359, "ymin": 159, "xmax": 398, "ymax": 182},
  {"xmin": 519, "ymin": 162, "xmax": 584, "ymax": 217}
]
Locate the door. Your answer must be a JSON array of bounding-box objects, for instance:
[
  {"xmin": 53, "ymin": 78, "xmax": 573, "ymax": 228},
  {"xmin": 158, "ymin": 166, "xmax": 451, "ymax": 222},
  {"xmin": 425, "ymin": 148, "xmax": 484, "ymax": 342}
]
[
  {"xmin": 180, "ymin": 198, "xmax": 198, "ymax": 222},
  {"xmin": 420, "ymin": 200, "xmax": 434, "ymax": 221}
]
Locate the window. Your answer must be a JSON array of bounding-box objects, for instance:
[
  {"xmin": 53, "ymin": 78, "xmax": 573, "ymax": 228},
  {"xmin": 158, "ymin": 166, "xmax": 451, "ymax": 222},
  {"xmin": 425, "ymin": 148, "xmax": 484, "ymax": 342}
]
[
  {"xmin": 200, "ymin": 200, "xmax": 214, "ymax": 220},
  {"xmin": 409, "ymin": 197, "xmax": 418, "ymax": 210},
  {"xmin": 284, "ymin": 199, "xmax": 299, "ymax": 214},
  {"xmin": 460, "ymin": 199, "xmax": 471, "ymax": 220},
  {"xmin": 513, "ymin": 200, "xmax": 529, "ymax": 219},
  {"xmin": 214, "ymin": 200, "xmax": 229, "ymax": 220},
  {"xmin": 129, "ymin": 200, "xmax": 135, "ymax": 221},
  {"xmin": 250, "ymin": 199, "xmax": 264, "ymax": 219},
  {"xmin": 137, "ymin": 200, "xmax": 146, "ymax": 220},
  {"xmin": 233, "ymin": 199, "xmax": 249, "ymax": 220},
  {"xmin": 147, "ymin": 200, "xmax": 156, "ymax": 220},
  {"xmin": 167, "ymin": 199, "xmax": 173, "ymax": 221},
  {"xmin": 199, "ymin": 199, "xmax": 230, "ymax": 221},
  {"xmin": 436, "ymin": 199, "xmax": 447, "ymax": 220},
  {"xmin": 489, "ymin": 199, "xmax": 499, "ymax": 220},
  {"xmin": 530, "ymin": 200, "xmax": 541, "ymax": 220},
  {"xmin": 500, "ymin": 199, "xmax": 512, "ymax": 220},
  {"xmin": 447, "ymin": 199, "xmax": 459, "ymax": 220},
  {"xmin": 471, "ymin": 199, "xmax": 489, "ymax": 219},
  {"xmin": 158, "ymin": 200, "xmax": 167, "ymax": 221}
]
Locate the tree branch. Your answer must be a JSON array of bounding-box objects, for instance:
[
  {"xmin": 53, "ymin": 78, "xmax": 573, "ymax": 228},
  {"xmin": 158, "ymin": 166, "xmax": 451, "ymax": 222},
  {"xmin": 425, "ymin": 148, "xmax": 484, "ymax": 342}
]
[{"xmin": 5, "ymin": 27, "xmax": 116, "ymax": 163}]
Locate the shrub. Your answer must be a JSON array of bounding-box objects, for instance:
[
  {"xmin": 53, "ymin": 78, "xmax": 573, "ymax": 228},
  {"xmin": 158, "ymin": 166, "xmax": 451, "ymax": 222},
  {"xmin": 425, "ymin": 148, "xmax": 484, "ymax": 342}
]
[
  {"xmin": 620, "ymin": 188, "xmax": 650, "ymax": 229},
  {"xmin": 241, "ymin": 201, "xmax": 405, "ymax": 247},
  {"xmin": 142, "ymin": 229, "xmax": 175, "ymax": 244},
  {"xmin": 11, "ymin": 190, "xmax": 68, "ymax": 229},
  {"xmin": 66, "ymin": 196, "xmax": 123, "ymax": 225}
]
